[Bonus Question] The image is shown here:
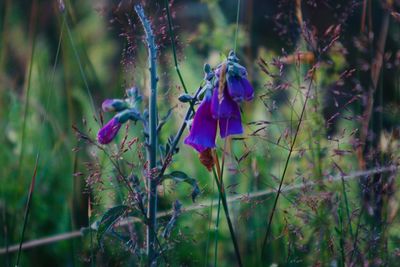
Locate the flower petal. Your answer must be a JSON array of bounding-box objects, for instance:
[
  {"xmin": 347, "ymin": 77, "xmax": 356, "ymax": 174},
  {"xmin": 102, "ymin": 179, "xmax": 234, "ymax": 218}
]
[
  {"xmin": 241, "ymin": 78, "xmax": 254, "ymax": 101},
  {"xmin": 219, "ymin": 109, "xmax": 243, "ymax": 138},
  {"xmin": 211, "ymin": 87, "xmax": 241, "ymax": 119},
  {"xmin": 97, "ymin": 117, "xmax": 122, "ymax": 144},
  {"xmin": 227, "ymin": 75, "xmax": 245, "ymax": 103},
  {"xmin": 184, "ymin": 94, "xmax": 217, "ymax": 152}
]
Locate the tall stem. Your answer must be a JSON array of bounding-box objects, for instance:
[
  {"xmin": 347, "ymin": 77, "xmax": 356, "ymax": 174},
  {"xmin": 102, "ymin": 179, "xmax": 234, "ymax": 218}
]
[
  {"xmin": 134, "ymin": 5, "xmax": 158, "ymax": 266},
  {"xmin": 261, "ymin": 65, "xmax": 316, "ymax": 256}
]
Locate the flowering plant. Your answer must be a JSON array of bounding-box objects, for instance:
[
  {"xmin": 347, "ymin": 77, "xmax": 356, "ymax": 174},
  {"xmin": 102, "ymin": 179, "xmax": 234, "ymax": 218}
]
[
  {"xmin": 184, "ymin": 51, "xmax": 254, "ymax": 169},
  {"xmin": 97, "ymin": 88, "xmax": 142, "ymax": 144}
]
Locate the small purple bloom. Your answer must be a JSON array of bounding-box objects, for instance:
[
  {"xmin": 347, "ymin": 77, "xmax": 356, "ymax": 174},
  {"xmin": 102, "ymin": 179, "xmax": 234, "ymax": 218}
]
[
  {"xmin": 184, "ymin": 92, "xmax": 217, "ymax": 153},
  {"xmin": 227, "ymin": 74, "xmax": 254, "ymax": 103},
  {"xmin": 97, "ymin": 117, "xmax": 122, "ymax": 144}
]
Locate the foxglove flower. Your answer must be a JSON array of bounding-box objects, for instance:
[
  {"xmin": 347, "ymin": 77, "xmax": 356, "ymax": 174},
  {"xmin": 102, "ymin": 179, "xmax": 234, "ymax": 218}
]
[
  {"xmin": 226, "ymin": 74, "xmax": 254, "ymax": 103},
  {"xmin": 98, "ymin": 117, "xmax": 122, "ymax": 144},
  {"xmin": 97, "ymin": 108, "xmax": 141, "ymax": 144},
  {"xmin": 184, "ymin": 90, "xmax": 217, "ymax": 152},
  {"xmin": 97, "ymin": 87, "xmax": 142, "ymax": 145},
  {"xmin": 184, "ymin": 52, "xmax": 254, "ymax": 160},
  {"xmin": 211, "ymin": 85, "xmax": 243, "ymax": 138},
  {"xmin": 220, "ymin": 51, "xmax": 254, "ymax": 103}
]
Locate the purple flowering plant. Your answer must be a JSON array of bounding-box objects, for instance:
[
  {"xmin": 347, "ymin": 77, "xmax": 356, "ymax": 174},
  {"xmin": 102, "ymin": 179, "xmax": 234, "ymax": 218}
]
[
  {"xmin": 184, "ymin": 50, "xmax": 254, "ymax": 155},
  {"xmin": 77, "ymin": 4, "xmax": 252, "ymax": 266},
  {"xmin": 97, "ymin": 87, "xmax": 142, "ymax": 144}
]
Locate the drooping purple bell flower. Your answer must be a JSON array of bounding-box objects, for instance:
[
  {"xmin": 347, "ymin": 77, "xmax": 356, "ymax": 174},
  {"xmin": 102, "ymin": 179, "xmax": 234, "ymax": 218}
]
[
  {"xmin": 226, "ymin": 74, "xmax": 254, "ymax": 103},
  {"xmin": 215, "ymin": 51, "xmax": 254, "ymax": 104},
  {"xmin": 97, "ymin": 117, "xmax": 122, "ymax": 144},
  {"xmin": 184, "ymin": 91, "xmax": 217, "ymax": 153},
  {"xmin": 184, "ymin": 52, "xmax": 253, "ymax": 157},
  {"xmin": 211, "ymin": 86, "xmax": 243, "ymax": 138}
]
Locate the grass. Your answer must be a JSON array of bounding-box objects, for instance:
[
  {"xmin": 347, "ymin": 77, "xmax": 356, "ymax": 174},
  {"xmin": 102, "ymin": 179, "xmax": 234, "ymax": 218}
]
[{"xmin": 1, "ymin": 0, "xmax": 400, "ymax": 266}]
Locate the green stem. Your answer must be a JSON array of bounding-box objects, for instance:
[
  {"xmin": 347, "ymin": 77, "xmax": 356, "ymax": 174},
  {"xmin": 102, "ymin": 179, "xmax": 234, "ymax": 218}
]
[
  {"xmin": 204, "ymin": 182, "xmax": 215, "ymax": 267},
  {"xmin": 165, "ymin": 0, "xmax": 188, "ymax": 94},
  {"xmin": 233, "ymin": 0, "xmax": 241, "ymax": 53},
  {"xmin": 134, "ymin": 5, "xmax": 158, "ymax": 266},
  {"xmin": 212, "ymin": 167, "xmax": 243, "ymax": 267},
  {"xmin": 261, "ymin": 65, "xmax": 317, "ymax": 255},
  {"xmin": 341, "ymin": 175, "xmax": 354, "ymax": 238},
  {"xmin": 213, "ymin": 194, "xmax": 221, "ymax": 267},
  {"xmin": 16, "ymin": 154, "xmax": 39, "ymax": 267},
  {"xmin": 158, "ymin": 86, "xmax": 202, "ymax": 177}
]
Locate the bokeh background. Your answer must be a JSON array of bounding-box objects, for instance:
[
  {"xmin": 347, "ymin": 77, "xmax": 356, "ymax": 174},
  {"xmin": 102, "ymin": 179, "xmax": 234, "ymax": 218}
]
[{"xmin": 1, "ymin": 0, "xmax": 400, "ymax": 266}]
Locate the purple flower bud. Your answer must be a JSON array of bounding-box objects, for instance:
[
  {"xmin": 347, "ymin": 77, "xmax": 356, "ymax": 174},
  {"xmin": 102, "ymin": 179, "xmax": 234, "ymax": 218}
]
[
  {"xmin": 102, "ymin": 99, "xmax": 127, "ymax": 112},
  {"xmin": 97, "ymin": 117, "xmax": 122, "ymax": 144}
]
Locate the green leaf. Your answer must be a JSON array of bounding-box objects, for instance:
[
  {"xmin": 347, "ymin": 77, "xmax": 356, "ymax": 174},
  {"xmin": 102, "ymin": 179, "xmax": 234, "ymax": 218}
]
[
  {"xmin": 96, "ymin": 205, "xmax": 129, "ymax": 246},
  {"xmin": 161, "ymin": 171, "xmax": 201, "ymax": 202}
]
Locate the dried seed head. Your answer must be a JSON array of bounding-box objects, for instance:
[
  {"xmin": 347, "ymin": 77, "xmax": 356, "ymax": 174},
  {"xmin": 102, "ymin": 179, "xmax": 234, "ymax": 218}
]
[{"xmin": 218, "ymin": 63, "xmax": 227, "ymax": 104}]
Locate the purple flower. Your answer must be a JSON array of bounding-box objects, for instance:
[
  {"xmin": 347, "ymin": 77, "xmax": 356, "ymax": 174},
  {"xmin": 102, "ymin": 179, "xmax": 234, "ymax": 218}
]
[
  {"xmin": 226, "ymin": 75, "xmax": 254, "ymax": 103},
  {"xmin": 185, "ymin": 54, "xmax": 254, "ymax": 155},
  {"xmin": 184, "ymin": 91, "xmax": 217, "ymax": 152},
  {"xmin": 184, "ymin": 87, "xmax": 244, "ymax": 153},
  {"xmin": 211, "ymin": 86, "xmax": 243, "ymax": 138},
  {"xmin": 97, "ymin": 117, "xmax": 122, "ymax": 144}
]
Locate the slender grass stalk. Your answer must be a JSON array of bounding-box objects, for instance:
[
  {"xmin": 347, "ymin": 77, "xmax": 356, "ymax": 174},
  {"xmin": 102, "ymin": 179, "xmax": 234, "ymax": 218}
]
[
  {"xmin": 337, "ymin": 196, "xmax": 345, "ymax": 267},
  {"xmin": 16, "ymin": 154, "xmax": 39, "ymax": 267},
  {"xmin": 233, "ymin": 0, "xmax": 241, "ymax": 53},
  {"xmin": 213, "ymin": 195, "xmax": 221, "ymax": 267},
  {"xmin": 158, "ymin": 86, "xmax": 203, "ymax": 177},
  {"xmin": 204, "ymin": 182, "xmax": 215, "ymax": 267},
  {"xmin": 134, "ymin": 5, "xmax": 158, "ymax": 266},
  {"xmin": 212, "ymin": 156, "xmax": 243, "ymax": 267},
  {"xmin": 213, "ymin": 122, "xmax": 230, "ymax": 266},
  {"xmin": 261, "ymin": 65, "xmax": 316, "ymax": 256},
  {"xmin": 88, "ymin": 195, "xmax": 94, "ymax": 267},
  {"xmin": 340, "ymin": 175, "xmax": 354, "ymax": 237},
  {"xmin": 164, "ymin": 0, "xmax": 188, "ymax": 94},
  {"xmin": 18, "ymin": 0, "xmax": 37, "ymax": 182},
  {"xmin": 62, "ymin": 11, "xmax": 97, "ymax": 121},
  {"xmin": 2, "ymin": 195, "xmax": 9, "ymax": 267}
]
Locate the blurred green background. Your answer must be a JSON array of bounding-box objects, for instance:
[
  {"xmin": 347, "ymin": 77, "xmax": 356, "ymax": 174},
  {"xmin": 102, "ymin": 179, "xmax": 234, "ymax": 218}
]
[{"xmin": 1, "ymin": 0, "xmax": 400, "ymax": 266}]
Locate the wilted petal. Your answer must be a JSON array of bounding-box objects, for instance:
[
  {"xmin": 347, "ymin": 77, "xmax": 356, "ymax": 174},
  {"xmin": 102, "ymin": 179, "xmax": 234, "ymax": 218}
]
[
  {"xmin": 97, "ymin": 117, "xmax": 122, "ymax": 144},
  {"xmin": 219, "ymin": 109, "xmax": 243, "ymax": 138},
  {"xmin": 241, "ymin": 78, "xmax": 254, "ymax": 101},
  {"xmin": 227, "ymin": 75, "xmax": 246, "ymax": 103},
  {"xmin": 199, "ymin": 148, "xmax": 215, "ymax": 172},
  {"xmin": 211, "ymin": 87, "xmax": 240, "ymax": 119},
  {"xmin": 184, "ymin": 94, "xmax": 217, "ymax": 152}
]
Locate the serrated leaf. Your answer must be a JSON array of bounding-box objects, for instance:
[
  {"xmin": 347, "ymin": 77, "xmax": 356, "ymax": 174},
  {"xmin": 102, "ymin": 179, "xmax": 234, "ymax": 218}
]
[
  {"xmin": 97, "ymin": 205, "xmax": 128, "ymax": 246},
  {"xmin": 161, "ymin": 171, "xmax": 201, "ymax": 202}
]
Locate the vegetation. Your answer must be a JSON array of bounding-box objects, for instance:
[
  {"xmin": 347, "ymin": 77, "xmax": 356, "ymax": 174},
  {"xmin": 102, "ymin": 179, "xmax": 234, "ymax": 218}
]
[{"xmin": 0, "ymin": 0, "xmax": 399, "ymax": 266}]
